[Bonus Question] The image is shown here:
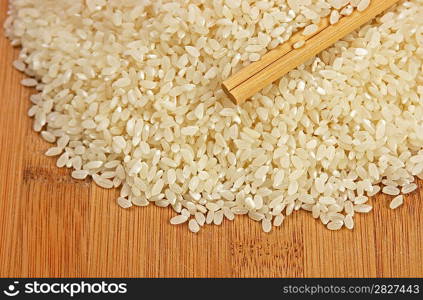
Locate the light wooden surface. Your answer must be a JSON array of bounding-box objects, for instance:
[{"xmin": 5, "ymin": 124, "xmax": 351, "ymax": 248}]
[{"xmin": 0, "ymin": 3, "xmax": 422, "ymax": 278}]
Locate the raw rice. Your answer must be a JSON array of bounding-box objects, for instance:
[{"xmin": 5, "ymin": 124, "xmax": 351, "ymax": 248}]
[
  {"xmin": 330, "ymin": 10, "xmax": 340, "ymax": 24},
  {"xmin": 382, "ymin": 186, "xmax": 401, "ymax": 196},
  {"xmin": 303, "ymin": 24, "xmax": 319, "ymax": 36},
  {"xmin": 188, "ymin": 219, "xmax": 200, "ymax": 233},
  {"xmin": 389, "ymin": 195, "xmax": 404, "ymax": 210},
  {"xmin": 20, "ymin": 78, "xmax": 37, "ymax": 87},
  {"xmin": 293, "ymin": 40, "xmax": 305, "ymax": 49},
  {"xmin": 262, "ymin": 219, "xmax": 272, "ymax": 233},
  {"xmin": 357, "ymin": 0, "xmax": 371, "ymax": 12},
  {"xmin": 401, "ymin": 183, "xmax": 418, "ymax": 194},
  {"xmin": 4, "ymin": 0, "xmax": 422, "ymax": 234},
  {"xmin": 327, "ymin": 220, "xmax": 343, "ymax": 231},
  {"xmin": 170, "ymin": 215, "xmax": 189, "ymax": 225}
]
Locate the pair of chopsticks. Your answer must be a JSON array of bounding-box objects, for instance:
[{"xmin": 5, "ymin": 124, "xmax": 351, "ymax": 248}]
[{"xmin": 222, "ymin": 0, "xmax": 401, "ymax": 105}]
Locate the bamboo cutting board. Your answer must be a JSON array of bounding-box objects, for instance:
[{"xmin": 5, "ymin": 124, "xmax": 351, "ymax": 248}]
[{"xmin": 0, "ymin": 3, "xmax": 422, "ymax": 278}]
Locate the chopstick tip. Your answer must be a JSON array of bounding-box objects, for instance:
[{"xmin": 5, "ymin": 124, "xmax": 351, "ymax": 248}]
[{"xmin": 221, "ymin": 82, "xmax": 239, "ymax": 105}]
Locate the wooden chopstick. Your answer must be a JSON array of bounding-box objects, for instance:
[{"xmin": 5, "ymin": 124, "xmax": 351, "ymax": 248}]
[
  {"xmin": 222, "ymin": 0, "xmax": 401, "ymax": 105},
  {"xmin": 222, "ymin": 18, "xmax": 330, "ymax": 93}
]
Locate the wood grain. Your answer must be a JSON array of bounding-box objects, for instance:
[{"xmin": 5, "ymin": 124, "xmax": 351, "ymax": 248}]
[{"xmin": 0, "ymin": 2, "xmax": 422, "ymax": 278}]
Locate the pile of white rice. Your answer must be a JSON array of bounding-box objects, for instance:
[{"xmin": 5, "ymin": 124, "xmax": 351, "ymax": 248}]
[{"xmin": 4, "ymin": 0, "xmax": 423, "ymax": 233}]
